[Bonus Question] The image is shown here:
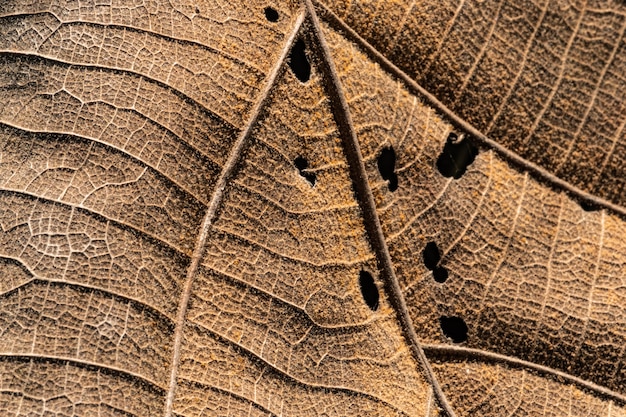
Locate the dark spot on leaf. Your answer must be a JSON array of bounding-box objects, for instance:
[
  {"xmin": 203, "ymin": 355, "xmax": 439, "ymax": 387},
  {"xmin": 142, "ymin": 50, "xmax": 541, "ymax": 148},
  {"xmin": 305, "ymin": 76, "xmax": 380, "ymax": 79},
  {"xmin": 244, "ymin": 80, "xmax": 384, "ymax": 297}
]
[
  {"xmin": 377, "ymin": 146, "xmax": 398, "ymax": 192},
  {"xmin": 195, "ymin": 7, "xmax": 200, "ymax": 14},
  {"xmin": 422, "ymin": 241, "xmax": 441, "ymax": 270},
  {"xmin": 433, "ymin": 266, "xmax": 449, "ymax": 283},
  {"xmin": 359, "ymin": 270, "xmax": 379, "ymax": 311},
  {"xmin": 294, "ymin": 156, "xmax": 308, "ymax": 171},
  {"xmin": 436, "ymin": 132, "xmax": 478, "ymax": 179},
  {"xmin": 289, "ymin": 39, "xmax": 310, "ymax": 83},
  {"xmin": 579, "ymin": 200, "xmax": 599, "ymax": 212},
  {"xmin": 264, "ymin": 6, "xmax": 279, "ymax": 22},
  {"xmin": 294, "ymin": 156, "xmax": 316, "ymax": 186},
  {"xmin": 439, "ymin": 316, "xmax": 468, "ymax": 343}
]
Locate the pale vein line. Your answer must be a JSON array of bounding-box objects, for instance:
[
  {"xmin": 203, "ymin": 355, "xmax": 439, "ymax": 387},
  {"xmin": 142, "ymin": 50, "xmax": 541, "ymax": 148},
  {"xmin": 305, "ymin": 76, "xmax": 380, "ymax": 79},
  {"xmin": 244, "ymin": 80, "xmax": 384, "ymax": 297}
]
[
  {"xmin": 522, "ymin": 0, "xmax": 588, "ymax": 145},
  {"xmin": 0, "ymin": 120, "xmax": 217, "ymax": 210},
  {"xmin": 422, "ymin": 0, "xmax": 468, "ymax": 76},
  {"xmin": 0, "ymin": 51, "xmax": 237, "ymax": 134},
  {"xmin": 6, "ymin": 12, "xmax": 264, "ymax": 74},
  {"xmin": 231, "ymin": 178, "xmax": 359, "ymax": 215},
  {"xmin": 389, "ymin": 0, "xmax": 417, "ymax": 51},
  {"xmin": 305, "ymin": 2, "xmax": 458, "ymax": 416},
  {"xmin": 200, "ymin": 264, "xmax": 379, "ymax": 331},
  {"xmin": 557, "ymin": 13, "xmax": 626, "ymax": 171},
  {"xmin": 533, "ymin": 194, "xmax": 565, "ymax": 348},
  {"xmin": 486, "ymin": 0, "xmax": 550, "ymax": 133},
  {"xmin": 422, "ymin": 344, "xmax": 626, "ymax": 404},
  {"xmin": 212, "ymin": 226, "xmax": 372, "ymax": 268},
  {"xmin": 0, "ymin": 354, "xmax": 165, "ymax": 393},
  {"xmin": 388, "ymin": 177, "xmax": 453, "ymax": 243},
  {"xmin": 185, "ymin": 322, "xmax": 408, "ymax": 415},
  {"xmin": 594, "ymin": 116, "xmax": 626, "ymax": 189},
  {"xmin": 451, "ymin": 0, "xmax": 506, "ymax": 107},
  {"xmin": 424, "ymin": 385, "xmax": 433, "ymax": 416},
  {"xmin": 476, "ymin": 172, "xmax": 528, "ymax": 312},
  {"xmin": 0, "ymin": 276, "xmax": 174, "ymax": 326},
  {"xmin": 442, "ymin": 152, "xmax": 494, "ymax": 258},
  {"xmin": 0, "ymin": 187, "xmax": 189, "ymax": 257},
  {"xmin": 573, "ymin": 210, "xmax": 605, "ymax": 361},
  {"xmin": 175, "ymin": 380, "xmax": 279, "ymax": 417},
  {"xmin": 162, "ymin": 10, "xmax": 306, "ymax": 417}
]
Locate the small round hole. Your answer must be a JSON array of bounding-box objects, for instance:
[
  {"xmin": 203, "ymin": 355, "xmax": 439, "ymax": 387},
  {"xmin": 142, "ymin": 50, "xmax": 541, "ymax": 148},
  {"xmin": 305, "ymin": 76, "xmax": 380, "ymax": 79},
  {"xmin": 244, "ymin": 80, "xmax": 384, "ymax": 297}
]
[
  {"xmin": 294, "ymin": 156, "xmax": 316, "ymax": 186},
  {"xmin": 264, "ymin": 6, "xmax": 279, "ymax": 22},
  {"xmin": 422, "ymin": 241, "xmax": 441, "ymax": 271},
  {"xmin": 439, "ymin": 316, "xmax": 468, "ymax": 343},
  {"xmin": 359, "ymin": 271, "xmax": 379, "ymax": 311}
]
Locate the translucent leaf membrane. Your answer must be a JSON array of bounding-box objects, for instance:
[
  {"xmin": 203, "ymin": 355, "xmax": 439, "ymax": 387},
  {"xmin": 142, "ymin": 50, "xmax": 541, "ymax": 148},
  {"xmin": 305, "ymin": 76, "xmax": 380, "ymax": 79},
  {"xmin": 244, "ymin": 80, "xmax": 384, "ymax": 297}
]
[
  {"xmin": 323, "ymin": 19, "xmax": 626, "ymax": 411},
  {"xmin": 320, "ymin": 0, "xmax": 626, "ymax": 207},
  {"xmin": 175, "ymin": 51, "xmax": 433, "ymax": 417}
]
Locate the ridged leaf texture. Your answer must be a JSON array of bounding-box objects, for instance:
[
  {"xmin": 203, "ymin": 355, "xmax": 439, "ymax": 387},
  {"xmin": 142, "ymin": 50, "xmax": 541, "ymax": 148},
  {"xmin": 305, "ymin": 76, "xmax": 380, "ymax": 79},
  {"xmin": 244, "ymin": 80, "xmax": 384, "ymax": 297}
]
[{"xmin": 0, "ymin": 0, "xmax": 624, "ymax": 416}]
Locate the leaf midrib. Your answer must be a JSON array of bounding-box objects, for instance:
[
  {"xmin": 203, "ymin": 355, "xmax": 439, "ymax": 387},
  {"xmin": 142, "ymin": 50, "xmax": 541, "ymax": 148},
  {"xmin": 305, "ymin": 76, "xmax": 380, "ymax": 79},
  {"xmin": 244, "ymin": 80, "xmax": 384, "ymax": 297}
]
[{"xmin": 303, "ymin": 1, "xmax": 458, "ymax": 415}]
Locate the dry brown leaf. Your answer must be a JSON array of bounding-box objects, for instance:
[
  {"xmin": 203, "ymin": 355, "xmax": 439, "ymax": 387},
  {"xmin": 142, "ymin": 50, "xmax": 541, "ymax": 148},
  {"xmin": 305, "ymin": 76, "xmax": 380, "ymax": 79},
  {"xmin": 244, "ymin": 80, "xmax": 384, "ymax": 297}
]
[{"xmin": 0, "ymin": 0, "xmax": 624, "ymax": 416}]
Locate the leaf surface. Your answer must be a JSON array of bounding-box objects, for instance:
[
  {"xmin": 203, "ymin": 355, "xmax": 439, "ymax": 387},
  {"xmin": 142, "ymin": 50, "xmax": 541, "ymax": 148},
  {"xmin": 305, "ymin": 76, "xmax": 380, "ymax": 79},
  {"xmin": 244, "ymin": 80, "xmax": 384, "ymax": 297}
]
[
  {"xmin": 0, "ymin": 0, "xmax": 625, "ymax": 416},
  {"xmin": 319, "ymin": 0, "xmax": 626, "ymax": 206}
]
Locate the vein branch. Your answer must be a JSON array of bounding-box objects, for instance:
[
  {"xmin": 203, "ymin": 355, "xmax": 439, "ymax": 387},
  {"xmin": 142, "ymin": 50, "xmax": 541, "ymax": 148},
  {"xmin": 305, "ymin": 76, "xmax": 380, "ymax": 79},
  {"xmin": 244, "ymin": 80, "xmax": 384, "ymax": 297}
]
[
  {"xmin": 423, "ymin": 343, "xmax": 626, "ymax": 405},
  {"xmin": 314, "ymin": 0, "xmax": 626, "ymax": 219},
  {"xmin": 162, "ymin": 10, "xmax": 307, "ymax": 416}
]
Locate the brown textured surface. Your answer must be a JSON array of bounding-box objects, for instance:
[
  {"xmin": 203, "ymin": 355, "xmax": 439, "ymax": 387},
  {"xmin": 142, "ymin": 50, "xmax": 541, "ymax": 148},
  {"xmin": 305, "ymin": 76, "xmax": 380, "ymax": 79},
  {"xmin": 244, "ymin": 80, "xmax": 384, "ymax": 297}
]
[
  {"xmin": 430, "ymin": 356, "xmax": 626, "ymax": 416},
  {"xmin": 320, "ymin": 0, "xmax": 626, "ymax": 207},
  {"xmin": 324, "ymin": 21, "xmax": 626, "ymax": 414},
  {"xmin": 0, "ymin": 0, "xmax": 625, "ymax": 416}
]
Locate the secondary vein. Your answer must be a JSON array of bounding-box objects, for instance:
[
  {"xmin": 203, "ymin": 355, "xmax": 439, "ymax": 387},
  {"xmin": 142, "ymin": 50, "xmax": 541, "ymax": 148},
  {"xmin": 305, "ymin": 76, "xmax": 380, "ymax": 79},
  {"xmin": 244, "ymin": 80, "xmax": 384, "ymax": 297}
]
[{"xmin": 162, "ymin": 9, "xmax": 307, "ymax": 416}]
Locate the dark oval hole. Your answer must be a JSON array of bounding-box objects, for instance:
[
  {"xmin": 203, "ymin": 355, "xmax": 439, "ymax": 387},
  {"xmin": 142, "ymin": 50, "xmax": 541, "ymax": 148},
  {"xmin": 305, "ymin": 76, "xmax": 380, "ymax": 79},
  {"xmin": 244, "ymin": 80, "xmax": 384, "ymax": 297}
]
[
  {"xmin": 439, "ymin": 316, "xmax": 468, "ymax": 343},
  {"xmin": 422, "ymin": 241, "xmax": 440, "ymax": 270},
  {"xmin": 289, "ymin": 39, "xmax": 311, "ymax": 83},
  {"xmin": 433, "ymin": 266, "xmax": 449, "ymax": 283},
  {"xmin": 579, "ymin": 200, "xmax": 599, "ymax": 212},
  {"xmin": 436, "ymin": 132, "xmax": 478, "ymax": 179},
  {"xmin": 359, "ymin": 271, "xmax": 379, "ymax": 311},
  {"xmin": 294, "ymin": 156, "xmax": 316, "ymax": 186},
  {"xmin": 377, "ymin": 146, "xmax": 398, "ymax": 192},
  {"xmin": 264, "ymin": 6, "xmax": 279, "ymax": 22}
]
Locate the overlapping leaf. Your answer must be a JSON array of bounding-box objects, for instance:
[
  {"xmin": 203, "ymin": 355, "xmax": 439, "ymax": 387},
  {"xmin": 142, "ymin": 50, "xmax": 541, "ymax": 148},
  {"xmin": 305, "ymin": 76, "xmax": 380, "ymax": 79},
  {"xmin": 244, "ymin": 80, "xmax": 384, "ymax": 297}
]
[{"xmin": 0, "ymin": 0, "xmax": 624, "ymax": 416}]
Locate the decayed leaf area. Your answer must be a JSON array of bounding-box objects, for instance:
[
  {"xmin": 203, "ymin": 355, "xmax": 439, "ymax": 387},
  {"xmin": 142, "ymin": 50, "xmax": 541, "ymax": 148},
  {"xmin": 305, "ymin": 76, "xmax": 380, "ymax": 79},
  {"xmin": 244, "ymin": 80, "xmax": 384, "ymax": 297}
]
[{"xmin": 0, "ymin": 0, "xmax": 624, "ymax": 416}]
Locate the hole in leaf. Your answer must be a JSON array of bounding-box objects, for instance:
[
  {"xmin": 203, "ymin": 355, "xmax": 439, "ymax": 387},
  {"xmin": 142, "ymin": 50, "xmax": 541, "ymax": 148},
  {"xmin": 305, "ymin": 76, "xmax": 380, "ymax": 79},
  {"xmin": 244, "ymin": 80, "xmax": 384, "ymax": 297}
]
[
  {"xmin": 422, "ymin": 241, "xmax": 441, "ymax": 270},
  {"xmin": 377, "ymin": 146, "xmax": 398, "ymax": 192},
  {"xmin": 433, "ymin": 266, "xmax": 449, "ymax": 283},
  {"xmin": 294, "ymin": 156, "xmax": 316, "ymax": 186},
  {"xmin": 294, "ymin": 156, "xmax": 308, "ymax": 170},
  {"xmin": 436, "ymin": 132, "xmax": 478, "ymax": 179},
  {"xmin": 195, "ymin": 6, "xmax": 200, "ymax": 14},
  {"xmin": 264, "ymin": 6, "xmax": 279, "ymax": 22},
  {"xmin": 359, "ymin": 271, "xmax": 379, "ymax": 311},
  {"xmin": 289, "ymin": 39, "xmax": 310, "ymax": 83},
  {"xmin": 579, "ymin": 200, "xmax": 599, "ymax": 212},
  {"xmin": 439, "ymin": 316, "xmax": 468, "ymax": 343}
]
